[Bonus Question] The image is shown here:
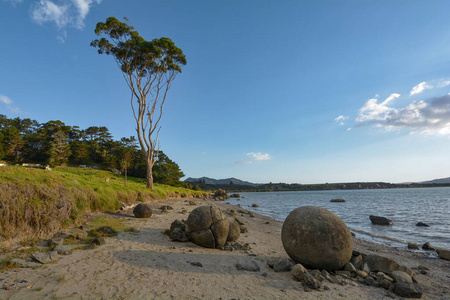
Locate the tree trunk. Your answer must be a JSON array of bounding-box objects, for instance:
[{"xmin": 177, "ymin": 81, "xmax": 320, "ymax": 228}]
[{"xmin": 146, "ymin": 160, "xmax": 154, "ymax": 189}]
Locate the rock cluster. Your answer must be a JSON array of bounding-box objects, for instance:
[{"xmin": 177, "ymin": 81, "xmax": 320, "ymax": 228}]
[
  {"xmin": 8, "ymin": 226, "xmax": 107, "ymax": 269},
  {"xmin": 285, "ymin": 252, "xmax": 423, "ymax": 297},
  {"xmin": 212, "ymin": 189, "xmax": 229, "ymax": 201},
  {"xmin": 168, "ymin": 206, "xmax": 241, "ymax": 248},
  {"xmin": 281, "ymin": 206, "xmax": 353, "ymax": 270}
]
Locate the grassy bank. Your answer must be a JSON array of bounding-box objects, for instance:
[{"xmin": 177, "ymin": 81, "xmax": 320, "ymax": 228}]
[{"xmin": 0, "ymin": 166, "xmax": 208, "ymax": 245}]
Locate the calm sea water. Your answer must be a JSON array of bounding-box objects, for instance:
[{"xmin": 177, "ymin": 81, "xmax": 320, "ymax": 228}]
[{"xmin": 226, "ymin": 187, "xmax": 450, "ymax": 249}]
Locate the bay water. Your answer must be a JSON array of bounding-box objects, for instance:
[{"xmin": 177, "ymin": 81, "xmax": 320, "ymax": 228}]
[{"xmin": 226, "ymin": 187, "xmax": 450, "ymax": 249}]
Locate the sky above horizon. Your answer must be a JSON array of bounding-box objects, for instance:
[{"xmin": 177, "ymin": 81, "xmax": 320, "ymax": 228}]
[{"xmin": 1, "ymin": 0, "xmax": 450, "ymax": 184}]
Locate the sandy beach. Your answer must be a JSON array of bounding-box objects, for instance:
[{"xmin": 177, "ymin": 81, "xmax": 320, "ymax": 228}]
[{"xmin": 1, "ymin": 198, "xmax": 449, "ymax": 300}]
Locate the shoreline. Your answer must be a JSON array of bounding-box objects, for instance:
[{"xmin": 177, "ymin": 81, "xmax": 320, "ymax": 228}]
[{"xmin": 1, "ymin": 198, "xmax": 449, "ymax": 299}]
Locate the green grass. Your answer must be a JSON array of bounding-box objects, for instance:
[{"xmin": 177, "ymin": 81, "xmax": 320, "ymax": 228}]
[{"xmin": 0, "ymin": 166, "xmax": 208, "ymax": 243}]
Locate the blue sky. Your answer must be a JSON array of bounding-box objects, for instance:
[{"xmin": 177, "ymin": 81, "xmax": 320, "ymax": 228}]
[{"xmin": 1, "ymin": 0, "xmax": 450, "ymax": 184}]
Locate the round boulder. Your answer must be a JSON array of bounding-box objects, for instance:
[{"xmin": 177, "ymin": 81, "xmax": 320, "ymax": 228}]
[
  {"xmin": 186, "ymin": 206, "xmax": 230, "ymax": 248},
  {"xmin": 281, "ymin": 206, "xmax": 353, "ymax": 271},
  {"xmin": 133, "ymin": 203, "xmax": 153, "ymax": 218}
]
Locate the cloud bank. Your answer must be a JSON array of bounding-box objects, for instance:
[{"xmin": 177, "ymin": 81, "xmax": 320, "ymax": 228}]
[
  {"xmin": 357, "ymin": 93, "xmax": 450, "ymax": 135},
  {"xmin": 30, "ymin": 0, "xmax": 102, "ymax": 40}
]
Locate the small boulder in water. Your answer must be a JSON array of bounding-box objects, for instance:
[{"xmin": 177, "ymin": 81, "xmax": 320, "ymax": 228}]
[
  {"xmin": 369, "ymin": 215, "xmax": 393, "ymax": 225},
  {"xmin": 330, "ymin": 199, "xmax": 346, "ymax": 203},
  {"xmin": 416, "ymin": 222, "xmax": 429, "ymax": 227}
]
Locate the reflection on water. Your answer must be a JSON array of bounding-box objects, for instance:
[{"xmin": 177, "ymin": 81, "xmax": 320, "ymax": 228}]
[{"xmin": 227, "ymin": 187, "xmax": 450, "ymax": 249}]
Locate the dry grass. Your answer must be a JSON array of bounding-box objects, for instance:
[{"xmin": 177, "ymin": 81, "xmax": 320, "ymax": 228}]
[{"xmin": 0, "ymin": 166, "xmax": 208, "ymax": 244}]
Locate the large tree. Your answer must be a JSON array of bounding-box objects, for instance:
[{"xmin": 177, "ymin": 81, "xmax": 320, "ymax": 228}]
[{"xmin": 91, "ymin": 17, "xmax": 186, "ymax": 188}]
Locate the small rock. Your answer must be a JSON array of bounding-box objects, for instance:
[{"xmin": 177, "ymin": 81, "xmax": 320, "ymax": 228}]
[
  {"xmin": 393, "ymin": 282, "xmax": 423, "ymax": 298},
  {"xmin": 301, "ymin": 272, "xmax": 321, "ymax": 290},
  {"xmin": 272, "ymin": 257, "xmax": 295, "ymax": 272},
  {"xmin": 350, "ymin": 255, "xmax": 363, "ymax": 270},
  {"xmin": 391, "ymin": 271, "xmax": 413, "ymax": 283},
  {"xmin": 369, "ymin": 215, "xmax": 393, "ymax": 225},
  {"xmin": 408, "ymin": 242, "xmax": 420, "ymax": 250},
  {"xmin": 380, "ymin": 279, "xmax": 392, "ymax": 290},
  {"xmin": 61, "ymin": 228, "xmax": 88, "ymax": 240},
  {"xmin": 356, "ymin": 270, "xmax": 368, "ymax": 278},
  {"xmin": 264, "ymin": 221, "xmax": 270, "ymax": 224},
  {"xmin": 364, "ymin": 254, "xmax": 398, "ymax": 273},
  {"xmin": 344, "ymin": 262, "xmax": 357, "ymax": 272},
  {"xmin": 190, "ymin": 262, "xmax": 203, "ymax": 267},
  {"xmin": 189, "ymin": 201, "xmax": 197, "ymax": 205},
  {"xmin": 436, "ymin": 248, "xmax": 450, "ymax": 261},
  {"xmin": 397, "ymin": 265, "xmax": 414, "ymax": 277},
  {"xmin": 240, "ymin": 225, "xmax": 248, "ymax": 233},
  {"xmin": 251, "ymin": 204, "xmax": 259, "ymax": 208},
  {"xmin": 362, "ymin": 263, "xmax": 371, "ymax": 273},
  {"xmin": 54, "ymin": 245, "xmax": 79, "ymax": 255},
  {"xmin": 364, "ymin": 276, "xmax": 379, "ymax": 287},
  {"xmin": 291, "ymin": 264, "xmax": 307, "ymax": 281},
  {"xmin": 236, "ymin": 261, "xmax": 260, "ymax": 272},
  {"xmin": 30, "ymin": 252, "xmax": 58, "ymax": 264},
  {"xmin": 92, "ymin": 237, "xmax": 106, "ymax": 246},
  {"xmin": 330, "ymin": 199, "xmax": 346, "ymax": 203},
  {"xmin": 422, "ymin": 242, "xmax": 435, "ymax": 251},
  {"xmin": 416, "ymin": 222, "xmax": 429, "ymax": 227}
]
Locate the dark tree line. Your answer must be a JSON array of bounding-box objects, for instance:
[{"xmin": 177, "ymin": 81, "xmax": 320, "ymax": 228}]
[{"xmin": 0, "ymin": 115, "xmax": 190, "ymax": 187}]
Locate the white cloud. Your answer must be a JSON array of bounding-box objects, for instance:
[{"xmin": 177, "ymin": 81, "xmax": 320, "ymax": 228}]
[
  {"xmin": 356, "ymin": 93, "xmax": 400, "ymax": 123},
  {"xmin": 410, "ymin": 82, "xmax": 432, "ymax": 96},
  {"xmin": 437, "ymin": 80, "xmax": 450, "ymax": 88},
  {"xmin": 0, "ymin": 94, "xmax": 21, "ymax": 114},
  {"xmin": 30, "ymin": 0, "xmax": 102, "ymax": 40},
  {"xmin": 247, "ymin": 152, "xmax": 271, "ymax": 161},
  {"xmin": 356, "ymin": 93, "xmax": 450, "ymax": 135},
  {"xmin": 334, "ymin": 115, "xmax": 349, "ymax": 126},
  {"xmin": 0, "ymin": 95, "xmax": 12, "ymax": 105},
  {"xmin": 347, "ymin": 128, "xmax": 352, "ymax": 132}
]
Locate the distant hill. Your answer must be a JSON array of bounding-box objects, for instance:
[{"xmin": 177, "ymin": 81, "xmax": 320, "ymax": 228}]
[
  {"xmin": 185, "ymin": 177, "xmax": 258, "ymax": 186},
  {"xmin": 185, "ymin": 176, "xmax": 450, "ymax": 192},
  {"xmin": 419, "ymin": 177, "xmax": 450, "ymax": 184}
]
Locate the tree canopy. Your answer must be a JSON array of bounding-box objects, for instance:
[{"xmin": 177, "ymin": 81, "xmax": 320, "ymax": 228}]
[{"xmin": 0, "ymin": 115, "xmax": 188, "ymax": 188}]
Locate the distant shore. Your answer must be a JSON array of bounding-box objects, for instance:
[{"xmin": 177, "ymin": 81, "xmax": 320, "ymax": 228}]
[{"xmin": 1, "ymin": 198, "xmax": 449, "ymax": 299}]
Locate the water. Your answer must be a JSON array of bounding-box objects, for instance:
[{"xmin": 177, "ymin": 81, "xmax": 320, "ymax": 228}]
[{"xmin": 226, "ymin": 187, "xmax": 450, "ymax": 249}]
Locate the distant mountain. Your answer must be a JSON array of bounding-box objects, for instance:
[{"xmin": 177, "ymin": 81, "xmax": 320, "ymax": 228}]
[
  {"xmin": 184, "ymin": 177, "xmax": 259, "ymax": 186},
  {"xmin": 419, "ymin": 177, "xmax": 450, "ymax": 184}
]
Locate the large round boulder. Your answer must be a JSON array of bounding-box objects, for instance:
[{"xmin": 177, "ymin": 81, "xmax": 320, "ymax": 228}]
[
  {"xmin": 133, "ymin": 203, "xmax": 153, "ymax": 218},
  {"xmin": 281, "ymin": 206, "xmax": 353, "ymax": 271},
  {"xmin": 185, "ymin": 206, "xmax": 230, "ymax": 248}
]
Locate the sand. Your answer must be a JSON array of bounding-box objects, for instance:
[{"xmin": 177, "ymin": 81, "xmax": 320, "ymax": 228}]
[{"xmin": 0, "ymin": 198, "xmax": 449, "ymax": 299}]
